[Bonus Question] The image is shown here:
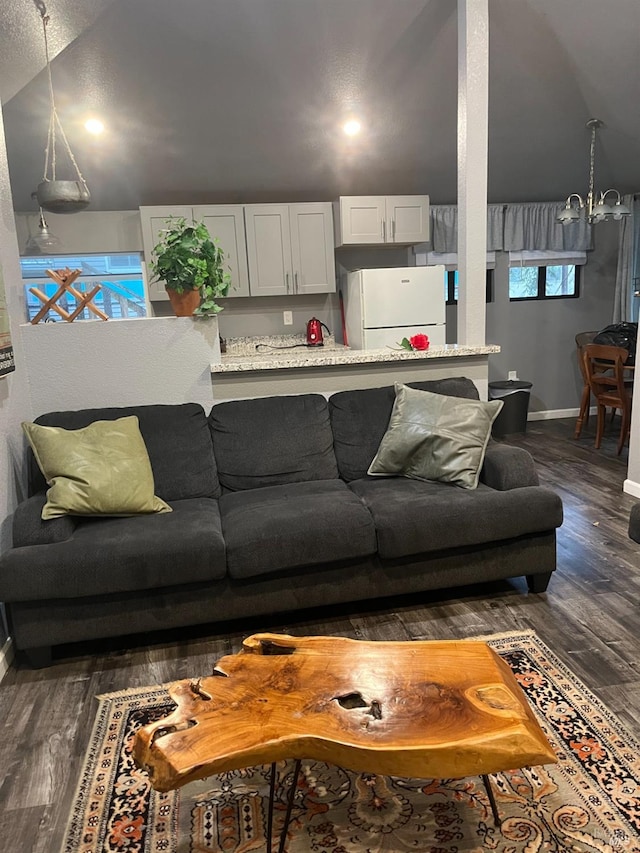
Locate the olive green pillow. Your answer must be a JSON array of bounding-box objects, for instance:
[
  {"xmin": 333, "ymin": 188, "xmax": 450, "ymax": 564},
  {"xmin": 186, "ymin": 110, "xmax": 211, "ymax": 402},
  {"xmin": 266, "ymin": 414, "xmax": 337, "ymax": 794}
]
[
  {"xmin": 368, "ymin": 383, "xmax": 503, "ymax": 489},
  {"xmin": 23, "ymin": 416, "xmax": 172, "ymax": 520}
]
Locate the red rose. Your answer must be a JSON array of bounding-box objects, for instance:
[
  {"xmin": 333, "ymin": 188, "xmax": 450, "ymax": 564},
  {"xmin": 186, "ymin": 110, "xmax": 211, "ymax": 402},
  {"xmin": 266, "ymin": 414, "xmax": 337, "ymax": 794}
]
[{"xmin": 409, "ymin": 333, "xmax": 429, "ymax": 351}]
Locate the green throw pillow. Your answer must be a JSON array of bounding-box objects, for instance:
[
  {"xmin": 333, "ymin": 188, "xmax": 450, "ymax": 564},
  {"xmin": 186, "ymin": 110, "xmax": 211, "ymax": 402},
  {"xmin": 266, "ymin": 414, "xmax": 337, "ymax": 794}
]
[
  {"xmin": 368, "ymin": 383, "xmax": 503, "ymax": 490},
  {"xmin": 23, "ymin": 416, "xmax": 172, "ymax": 520}
]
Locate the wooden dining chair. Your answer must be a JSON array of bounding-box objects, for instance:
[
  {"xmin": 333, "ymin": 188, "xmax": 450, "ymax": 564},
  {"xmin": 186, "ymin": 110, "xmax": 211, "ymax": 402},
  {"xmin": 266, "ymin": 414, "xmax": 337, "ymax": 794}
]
[
  {"xmin": 574, "ymin": 331, "xmax": 599, "ymax": 439},
  {"xmin": 582, "ymin": 343, "xmax": 632, "ymax": 455}
]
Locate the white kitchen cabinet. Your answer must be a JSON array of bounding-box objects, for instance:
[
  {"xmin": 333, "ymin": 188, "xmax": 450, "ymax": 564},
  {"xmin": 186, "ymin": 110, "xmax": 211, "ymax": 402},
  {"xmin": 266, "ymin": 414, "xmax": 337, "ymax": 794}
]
[
  {"xmin": 243, "ymin": 205, "xmax": 292, "ymax": 297},
  {"xmin": 140, "ymin": 204, "xmax": 250, "ymax": 300},
  {"xmin": 244, "ymin": 202, "xmax": 335, "ymax": 296},
  {"xmin": 333, "ymin": 195, "xmax": 429, "ymax": 246},
  {"xmin": 289, "ymin": 203, "xmax": 336, "ymax": 294},
  {"xmin": 140, "ymin": 206, "xmax": 191, "ymax": 301},
  {"xmin": 193, "ymin": 205, "xmax": 250, "ymax": 298}
]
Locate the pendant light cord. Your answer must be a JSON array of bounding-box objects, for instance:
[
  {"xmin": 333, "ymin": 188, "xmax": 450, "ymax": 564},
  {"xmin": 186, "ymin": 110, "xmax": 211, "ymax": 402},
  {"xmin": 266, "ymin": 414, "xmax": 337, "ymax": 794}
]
[{"xmin": 35, "ymin": 0, "xmax": 88, "ymax": 187}]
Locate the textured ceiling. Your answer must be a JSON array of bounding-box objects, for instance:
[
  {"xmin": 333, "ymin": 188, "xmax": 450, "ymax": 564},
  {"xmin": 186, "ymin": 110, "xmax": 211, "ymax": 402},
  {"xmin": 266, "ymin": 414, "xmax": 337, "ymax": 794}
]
[
  {"xmin": 2, "ymin": 0, "xmax": 640, "ymax": 212},
  {"xmin": 0, "ymin": 0, "xmax": 115, "ymax": 104}
]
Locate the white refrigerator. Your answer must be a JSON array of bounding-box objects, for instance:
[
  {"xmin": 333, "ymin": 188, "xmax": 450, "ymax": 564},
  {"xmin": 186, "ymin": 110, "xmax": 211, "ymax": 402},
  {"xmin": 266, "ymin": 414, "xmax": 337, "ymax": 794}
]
[{"xmin": 342, "ymin": 266, "xmax": 446, "ymax": 349}]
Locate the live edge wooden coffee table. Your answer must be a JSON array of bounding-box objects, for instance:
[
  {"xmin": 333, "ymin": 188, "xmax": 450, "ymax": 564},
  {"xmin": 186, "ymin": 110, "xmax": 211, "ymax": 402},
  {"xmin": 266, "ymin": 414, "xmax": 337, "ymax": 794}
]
[{"xmin": 134, "ymin": 634, "xmax": 556, "ymax": 851}]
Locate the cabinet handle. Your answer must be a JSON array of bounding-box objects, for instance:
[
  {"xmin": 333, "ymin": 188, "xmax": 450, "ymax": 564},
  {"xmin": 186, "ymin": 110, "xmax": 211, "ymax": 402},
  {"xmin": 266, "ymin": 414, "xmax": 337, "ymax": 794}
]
[
  {"xmin": 391, "ymin": 219, "xmax": 396, "ymax": 240},
  {"xmin": 285, "ymin": 273, "xmax": 290, "ymax": 293},
  {"xmin": 294, "ymin": 272, "xmax": 299, "ymax": 293},
  {"xmin": 382, "ymin": 220, "xmax": 386, "ymax": 242}
]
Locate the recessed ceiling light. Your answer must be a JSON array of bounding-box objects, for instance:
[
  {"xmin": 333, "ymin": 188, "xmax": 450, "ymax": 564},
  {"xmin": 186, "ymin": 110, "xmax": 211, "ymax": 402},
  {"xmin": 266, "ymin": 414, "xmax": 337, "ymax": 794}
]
[
  {"xmin": 343, "ymin": 119, "xmax": 361, "ymax": 137},
  {"xmin": 84, "ymin": 118, "xmax": 105, "ymax": 135}
]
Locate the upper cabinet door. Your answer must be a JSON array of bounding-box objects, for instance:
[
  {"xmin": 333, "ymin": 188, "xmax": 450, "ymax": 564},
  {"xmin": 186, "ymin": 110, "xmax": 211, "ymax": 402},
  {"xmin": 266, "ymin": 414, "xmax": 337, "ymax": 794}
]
[
  {"xmin": 334, "ymin": 196, "xmax": 386, "ymax": 246},
  {"xmin": 140, "ymin": 205, "xmax": 193, "ymax": 300},
  {"xmin": 289, "ymin": 203, "xmax": 336, "ymax": 294},
  {"xmin": 386, "ymin": 196, "xmax": 430, "ymax": 244},
  {"xmin": 193, "ymin": 205, "xmax": 250, "ymax": 298},
  {"xmin": 244, "ymin": 205, "xmax": 293, "ymax": 296}
]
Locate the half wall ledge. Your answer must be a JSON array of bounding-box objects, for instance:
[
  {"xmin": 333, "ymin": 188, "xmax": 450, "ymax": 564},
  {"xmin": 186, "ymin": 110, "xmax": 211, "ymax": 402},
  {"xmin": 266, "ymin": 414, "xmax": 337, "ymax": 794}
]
[{"xmin": 211, "ymin": 344, "xmax": 499, "ymax": 401}]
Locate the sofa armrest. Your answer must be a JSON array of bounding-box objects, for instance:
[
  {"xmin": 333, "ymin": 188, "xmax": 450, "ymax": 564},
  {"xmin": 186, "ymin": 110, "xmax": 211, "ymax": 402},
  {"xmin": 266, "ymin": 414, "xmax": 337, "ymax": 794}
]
[
  {"xmin": 480, "ymin": 443, "xmax": 539, "ymax": 490},
  {"xmin": 12, "ymin": 494, "xmax": 78, "ymax": 547}
]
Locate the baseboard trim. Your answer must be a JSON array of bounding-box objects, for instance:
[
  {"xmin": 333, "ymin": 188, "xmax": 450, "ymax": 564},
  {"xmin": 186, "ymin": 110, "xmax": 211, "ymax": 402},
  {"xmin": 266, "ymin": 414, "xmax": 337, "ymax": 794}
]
[
  {"xmin": 529, "ymin": 407, "xmax": 577, "ymax": 421},
  {"xmin": 0, "ymin": 637, "xmax": 14, "ymax": 683},
  {"xmin": 623, "ymin": 479, "xmax": 640, "ymax": 499}
]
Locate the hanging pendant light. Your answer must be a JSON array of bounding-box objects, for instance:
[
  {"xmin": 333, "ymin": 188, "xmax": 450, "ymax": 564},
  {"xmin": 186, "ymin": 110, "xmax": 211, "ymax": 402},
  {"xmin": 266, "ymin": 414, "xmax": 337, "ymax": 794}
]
[
  {"xmin": 23, "ymin": 189, "xmax": 60, "ymax": 255},
  {"xmin": 34, "ymin": 0, "xmax": 91, "ymax": 214},
  {"xmin": 24, "ymin": 209, "xmax": 60, "ymax": 255}
]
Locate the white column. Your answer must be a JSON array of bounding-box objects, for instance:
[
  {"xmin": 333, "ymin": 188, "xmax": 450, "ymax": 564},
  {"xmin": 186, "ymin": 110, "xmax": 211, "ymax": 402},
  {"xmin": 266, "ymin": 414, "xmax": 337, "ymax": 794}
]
[{"xmin": 457, "ymin": 0, "xmax": 488, "ymax": 346}]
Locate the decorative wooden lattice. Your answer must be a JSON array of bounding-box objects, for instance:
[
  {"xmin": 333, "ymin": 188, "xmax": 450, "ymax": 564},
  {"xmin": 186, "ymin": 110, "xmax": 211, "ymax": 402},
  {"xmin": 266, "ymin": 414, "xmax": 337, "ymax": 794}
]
[{"xmin": 30, "ymin": 267, "xmax": 108, "ymax": 324}]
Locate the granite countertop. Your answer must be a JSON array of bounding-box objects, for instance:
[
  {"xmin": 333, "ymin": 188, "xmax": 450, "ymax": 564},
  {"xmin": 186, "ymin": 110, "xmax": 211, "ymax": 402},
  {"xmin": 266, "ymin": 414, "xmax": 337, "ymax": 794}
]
[{"xmin": 213, "ymin": 335, "xmax": 500, "ymax": 373}]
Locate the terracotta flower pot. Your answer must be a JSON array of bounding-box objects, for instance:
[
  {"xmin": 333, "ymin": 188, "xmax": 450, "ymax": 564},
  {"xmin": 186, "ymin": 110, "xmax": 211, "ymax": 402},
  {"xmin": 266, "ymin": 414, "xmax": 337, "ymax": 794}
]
[{"xmin": 166, "ymin": 288, "xmax": 201, "ymax": 317}]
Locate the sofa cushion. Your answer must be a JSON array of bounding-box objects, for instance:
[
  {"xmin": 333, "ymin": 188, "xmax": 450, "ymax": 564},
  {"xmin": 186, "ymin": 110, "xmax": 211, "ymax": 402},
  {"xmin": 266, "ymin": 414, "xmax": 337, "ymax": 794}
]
[
  {"xmin": 30, "ymin": 404, "xmax": 220, "ymax": 501},
  {"xmin": 219, "ymin": 480, "xmax": 376, "ymax": 579},
  {"xmin": 0, "ymin": 498, "xmax": 226, "ymax": 602},
  {"xmin": 209, "ymin": 394, "xmax": 339, "ymax": 492},
  {"xmin": 349, "ymin": 477, "xmax": 563, "ymax": 559},
  {"xmin": 23, "ymin": 417, "xmax": 172, "ymax": 519},
  {"xmin": 367, "ymin": 384, "xmax": 502, "ymax": 490},
  {"xmin": 329, "ymin": 378, "xmax": 480, "ymax": 482}
]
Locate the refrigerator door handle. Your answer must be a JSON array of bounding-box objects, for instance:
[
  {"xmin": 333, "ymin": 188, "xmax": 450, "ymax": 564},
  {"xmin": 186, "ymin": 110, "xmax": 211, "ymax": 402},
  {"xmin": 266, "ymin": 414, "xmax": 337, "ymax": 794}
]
[{"xmin": 366, "ymin": 322, "xmax": 441, "ymax": 330}]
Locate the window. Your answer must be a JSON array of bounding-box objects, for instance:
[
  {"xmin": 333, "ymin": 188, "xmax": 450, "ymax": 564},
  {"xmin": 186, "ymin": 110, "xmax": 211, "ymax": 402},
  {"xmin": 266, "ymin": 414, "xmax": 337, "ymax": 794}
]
[
  {"xmin": 446, "ymin": 270, "xmax": 494, "ymax": 305},
  {"xmin": 414, "ymin": 252, "xmax": 495, "ymax": 305},
  {"xmin": 20, "ymin": 253, "xmax": 148, "ymax": 322},
  {"xmin": 509, "ymin": 265, "xmax": 580, "ymax": 300},
  {"xmin": 508, "ymin": 250, "xmax": 584, "ymax": 301}
]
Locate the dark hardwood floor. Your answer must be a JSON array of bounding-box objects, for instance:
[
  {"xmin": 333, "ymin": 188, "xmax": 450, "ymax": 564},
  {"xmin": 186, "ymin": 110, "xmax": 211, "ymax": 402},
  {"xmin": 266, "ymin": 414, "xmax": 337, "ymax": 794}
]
[{"xmin": 1, "ymin": 416, "xmax": 639, "ymax": 852}]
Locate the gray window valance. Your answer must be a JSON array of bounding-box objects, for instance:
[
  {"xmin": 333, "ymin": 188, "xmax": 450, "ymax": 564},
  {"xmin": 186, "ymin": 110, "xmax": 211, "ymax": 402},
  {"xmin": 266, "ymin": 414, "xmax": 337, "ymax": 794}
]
[
  {"xmin": 430, "ymin": 201, "xmax": 591, "ymax": 254},
  {"xmin": 430, "ymin": 204, "xmax": 505, "ymax": 253},
  {"xmin": 503, "ymin": 202, "xmax": 591, "ymax": 252}
]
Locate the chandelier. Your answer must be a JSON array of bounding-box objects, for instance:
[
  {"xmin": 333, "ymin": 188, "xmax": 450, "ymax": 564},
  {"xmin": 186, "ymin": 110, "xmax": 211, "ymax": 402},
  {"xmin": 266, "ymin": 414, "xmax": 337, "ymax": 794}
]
[{"xmin": 557, "ymin": 119, "xmax": 630, "ymax": 225}]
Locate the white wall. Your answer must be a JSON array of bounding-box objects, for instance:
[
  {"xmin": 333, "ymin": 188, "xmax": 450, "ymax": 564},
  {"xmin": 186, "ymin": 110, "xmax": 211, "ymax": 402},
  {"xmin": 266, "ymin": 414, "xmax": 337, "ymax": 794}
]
[
  {"xmin": 626, "ymin": 343, "xmax": 640, "ymax": 497},
  {"xmin": 0, "ymin": 107, "xmax": 33, "ymax": 647},
  {"xmin": 20, "ymin": 317, "xmax": 220, "ymax": 415}
]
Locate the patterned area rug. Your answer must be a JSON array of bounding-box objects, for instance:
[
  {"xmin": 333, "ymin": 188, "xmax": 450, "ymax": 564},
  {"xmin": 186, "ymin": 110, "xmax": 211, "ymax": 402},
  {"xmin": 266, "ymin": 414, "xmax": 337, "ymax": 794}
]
[{"xmin": 62, "ymin": 631, "xmax": 640, "ymax": 853}]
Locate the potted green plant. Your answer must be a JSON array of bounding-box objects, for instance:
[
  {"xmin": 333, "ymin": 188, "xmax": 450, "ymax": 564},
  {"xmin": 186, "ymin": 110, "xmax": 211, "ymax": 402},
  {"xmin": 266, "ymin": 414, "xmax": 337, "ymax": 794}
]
[{"xmin": 150, "ymin": 218, "xmax": 232, "ymax": 316}]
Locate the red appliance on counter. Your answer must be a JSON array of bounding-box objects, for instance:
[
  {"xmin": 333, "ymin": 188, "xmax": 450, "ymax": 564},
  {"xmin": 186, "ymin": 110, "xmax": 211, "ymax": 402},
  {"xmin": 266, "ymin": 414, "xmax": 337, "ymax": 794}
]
[{"xmin": 306, "ymin": 317, "xmax": 331, "ymax": 346}]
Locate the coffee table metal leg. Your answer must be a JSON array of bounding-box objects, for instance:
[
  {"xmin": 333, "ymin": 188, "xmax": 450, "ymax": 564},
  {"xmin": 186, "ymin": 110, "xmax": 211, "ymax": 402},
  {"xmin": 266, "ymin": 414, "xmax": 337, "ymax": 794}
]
[
  {"xmin": 267, "ymin": 762, "xmax": 276, "ymax": 851},
  {"xmin": 481, "ymin": 774, "xmax": 501, "ymax": 826},
  {"xmin": 277, "ymin": 759, "xmax": 302, "ymax": 853}
]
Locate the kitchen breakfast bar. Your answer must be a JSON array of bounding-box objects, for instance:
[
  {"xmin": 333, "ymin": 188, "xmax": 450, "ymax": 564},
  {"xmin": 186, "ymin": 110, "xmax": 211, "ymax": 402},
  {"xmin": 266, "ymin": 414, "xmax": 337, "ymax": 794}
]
[{"xmin": 211, "ymin": 336, "xmax": 500, "ymax": 400}]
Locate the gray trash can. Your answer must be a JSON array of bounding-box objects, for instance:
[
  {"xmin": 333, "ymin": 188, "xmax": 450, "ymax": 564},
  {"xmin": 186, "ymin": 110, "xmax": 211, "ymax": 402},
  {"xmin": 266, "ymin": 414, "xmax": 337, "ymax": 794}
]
[{"xmin": 488, "ymin": 380, "xmax": 533, "ymax": 437}]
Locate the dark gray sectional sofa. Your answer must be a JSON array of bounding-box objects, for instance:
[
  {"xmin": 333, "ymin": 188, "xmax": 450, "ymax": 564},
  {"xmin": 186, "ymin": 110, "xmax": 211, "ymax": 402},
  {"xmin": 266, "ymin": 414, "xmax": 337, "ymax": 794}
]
[{"xmin": 0, "ymin": 377, "xmax": 563, "ymax": 666}]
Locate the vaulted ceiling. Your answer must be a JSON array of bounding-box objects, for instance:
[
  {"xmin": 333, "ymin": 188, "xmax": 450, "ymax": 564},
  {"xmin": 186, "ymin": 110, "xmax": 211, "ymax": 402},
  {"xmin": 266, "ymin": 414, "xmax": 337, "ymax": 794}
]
[{"xmin": 2, "ymin": 0, "xmax": 640, "ymax": 212}]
